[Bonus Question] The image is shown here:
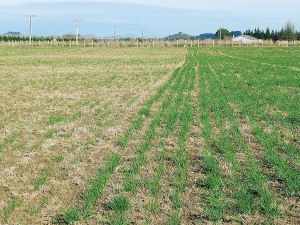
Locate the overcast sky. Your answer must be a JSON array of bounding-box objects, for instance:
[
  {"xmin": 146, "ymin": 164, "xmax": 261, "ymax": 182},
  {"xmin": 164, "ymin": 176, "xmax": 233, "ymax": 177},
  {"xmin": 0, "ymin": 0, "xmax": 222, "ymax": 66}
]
[
  {"xmin": 2, "ymin": 0, "xmax": 300, "ymax": 10},
  {"xmin": 0, "ymin": 0, "xmax": 299, "ymax": 37}
]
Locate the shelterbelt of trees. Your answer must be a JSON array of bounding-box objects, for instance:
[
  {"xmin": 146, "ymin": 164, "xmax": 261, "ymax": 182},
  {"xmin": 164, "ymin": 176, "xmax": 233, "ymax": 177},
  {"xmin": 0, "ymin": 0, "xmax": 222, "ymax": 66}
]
[
  {"xmin": 244, "ymin": 21, "xmax": 300, "ymax": 41},
  {"xmin": 0, "ymin": 35, "xmax": 77, "ymax": 42}
]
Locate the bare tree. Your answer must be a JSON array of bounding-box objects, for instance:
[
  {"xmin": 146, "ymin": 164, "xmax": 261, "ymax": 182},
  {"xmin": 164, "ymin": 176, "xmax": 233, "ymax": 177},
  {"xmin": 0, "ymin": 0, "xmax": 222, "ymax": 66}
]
[{"xmin": 281, "ymin": 21, "xmax": 297, "ymax": 41}]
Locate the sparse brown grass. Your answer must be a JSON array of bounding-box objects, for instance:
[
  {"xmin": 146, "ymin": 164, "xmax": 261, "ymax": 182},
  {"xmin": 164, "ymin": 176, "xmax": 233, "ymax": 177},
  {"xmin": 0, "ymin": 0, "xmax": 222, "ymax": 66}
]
[{"xmin": 0, "ymin": 47, "xmax": 186, "ymax": 224}]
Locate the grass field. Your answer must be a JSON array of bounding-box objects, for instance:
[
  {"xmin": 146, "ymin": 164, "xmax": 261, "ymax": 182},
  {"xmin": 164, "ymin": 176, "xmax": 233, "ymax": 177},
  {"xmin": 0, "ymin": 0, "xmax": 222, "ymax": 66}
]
[{"xmin": 0, "ymin": 46, "xmax": 299, "ymax": 224}]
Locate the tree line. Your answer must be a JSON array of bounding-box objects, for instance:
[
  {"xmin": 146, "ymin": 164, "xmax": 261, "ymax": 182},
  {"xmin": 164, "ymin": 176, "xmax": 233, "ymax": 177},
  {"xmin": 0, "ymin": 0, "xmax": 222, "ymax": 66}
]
[
  {"xmin": 0, "ymin": 35, "xmax": 77, "ymax": 42},
  {"xmin": 244, "ymin": 21, "xmax": 300, "ymax": 41}
]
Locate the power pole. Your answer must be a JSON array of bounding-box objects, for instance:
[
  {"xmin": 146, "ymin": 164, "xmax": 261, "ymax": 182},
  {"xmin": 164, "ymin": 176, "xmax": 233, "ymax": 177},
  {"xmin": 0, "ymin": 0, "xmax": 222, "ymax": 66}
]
[
  {"xmin": 112, "ymin": 25, "xmax": 117, "ymax": 39},
  {"xmin": 26, "ymin": 15, "xmax": 35, "ymax": 43},
  {"xmin": 141, "ymin": 29, "xmax": 145, "ymax": 46},
  {"xmin": 74, "ymin": 19, "xmax": 80, "ymax": 47}
]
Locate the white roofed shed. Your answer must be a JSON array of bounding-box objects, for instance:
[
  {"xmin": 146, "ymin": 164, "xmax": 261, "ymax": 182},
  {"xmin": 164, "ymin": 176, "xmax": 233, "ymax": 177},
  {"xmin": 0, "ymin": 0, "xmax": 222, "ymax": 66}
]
[{"xmin": 231, "ymin": 35, "xmax": 262, "ymax": 44}]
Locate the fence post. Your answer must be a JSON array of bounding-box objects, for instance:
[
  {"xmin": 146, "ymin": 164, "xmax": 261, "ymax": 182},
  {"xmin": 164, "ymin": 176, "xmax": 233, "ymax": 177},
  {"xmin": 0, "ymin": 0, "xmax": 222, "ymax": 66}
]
[
  {"xmin": 206, "ymin": 40, "xmax": 208, "ymax": 47},
  {"xmin": 213, "ymin": 40, "xmax": 214, "ymax": 47}
]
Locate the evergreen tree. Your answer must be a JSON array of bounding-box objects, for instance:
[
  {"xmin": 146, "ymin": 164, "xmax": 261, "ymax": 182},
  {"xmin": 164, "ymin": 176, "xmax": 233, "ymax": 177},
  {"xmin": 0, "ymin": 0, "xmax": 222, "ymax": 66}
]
[
  {"xmin": 253, "ymin": 27, "xmax": 257, "ymax": 38},
  {"xmin": 261, "ymin": 29, "xmax": 266, "ymax": 39},
  {"xmin": 279, "ymin": 28, "xmax": 285, "ymax": 40},
  {"xmin": 270, "ymin": 30, "xmax": 275, "ymax": 41},
  {"xmin": 265, "ymin": 27, "xmax": 271, "ymax": 39}
]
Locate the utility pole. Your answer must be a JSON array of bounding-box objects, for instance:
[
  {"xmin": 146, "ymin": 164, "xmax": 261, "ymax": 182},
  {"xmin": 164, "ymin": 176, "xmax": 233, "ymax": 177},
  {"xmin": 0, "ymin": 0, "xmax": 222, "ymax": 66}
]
[
  {"xmin": 74, "ymin": 19, "xmax": 80, "ymax": 47},
  {"xmin": 26, "ymin": 15, "xmax": 35, "ymax": 43},
  {"xmin": 112, "ymin": 25, "xmax": 117, "ymax": 39},
  {"xmin": 140, "ymin": 29, "xmax": 145, "ymax": 47}
]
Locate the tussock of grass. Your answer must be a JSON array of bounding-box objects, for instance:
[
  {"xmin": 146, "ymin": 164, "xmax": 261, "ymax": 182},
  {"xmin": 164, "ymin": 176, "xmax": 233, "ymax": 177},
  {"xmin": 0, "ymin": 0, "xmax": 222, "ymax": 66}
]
[{"xmin": 106, "ymin": 194, "xmax": 131, "ymax": 225}]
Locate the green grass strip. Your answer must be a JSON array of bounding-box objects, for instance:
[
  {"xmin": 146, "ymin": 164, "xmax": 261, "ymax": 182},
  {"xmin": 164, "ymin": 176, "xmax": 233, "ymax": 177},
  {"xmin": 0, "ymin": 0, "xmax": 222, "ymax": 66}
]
[
  {"xmin": 116, "ymin": 67, "xmax": 181, "ymax": 147},
  {"xmin": 209, "ymin": 58, "xmax": 300, "ymax": 196},
  {"xmin": 54, "ymin": 152, "xmax": 120, "ymax": 224},
  {"xmin": 196, "ymin": 57, "xmax": 279, "ymax": 221},
  {"xmin": 2, "ymin": 197, "xmax": 22, "ymax": 223}
]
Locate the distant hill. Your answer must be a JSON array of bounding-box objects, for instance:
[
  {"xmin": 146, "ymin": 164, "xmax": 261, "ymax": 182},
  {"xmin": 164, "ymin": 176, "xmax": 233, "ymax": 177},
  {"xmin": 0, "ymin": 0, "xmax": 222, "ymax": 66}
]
[
  {"xmin": 197, "ymin": 33, "xmax": 215, "ymax": 40},
  {"xmin": 165, "ymin": 32, "xmax": 215, "ymax": 41},
  {"xmin": 229, "ymin": 31, "xmax": 242, "ymax": 37},
  {"xmin": 165, "ymin": 32, "xmax": 191, "ymax": 41},
  {"xmin": 165, "ymin": 32, "xmax": 236, "ymax": 41},
  {"xmin": 5, "ymin": 31, "xmax": 21, "ymax": 35},
  {"xmin": 165, "ymin": 31, "xmax": 242, "ymax": 41}
]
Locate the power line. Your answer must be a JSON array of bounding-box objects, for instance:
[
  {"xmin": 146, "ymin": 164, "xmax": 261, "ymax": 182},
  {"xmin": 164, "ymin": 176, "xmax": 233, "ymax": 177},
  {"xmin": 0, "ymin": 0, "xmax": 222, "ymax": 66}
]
[
  {"xmin": 0, "ymin": 12, "xmax": 26, "ymax": 16},
  {"xmin": 36, "ymin": 16, "xmax": 71, "ymax": 22},
  {"xmin": 0, "ymin": 12, "xmax": 71, "ymax": 22},
  {"xmin": 0, "ymin": 12, "xmax": 155, "ymax": 38}
]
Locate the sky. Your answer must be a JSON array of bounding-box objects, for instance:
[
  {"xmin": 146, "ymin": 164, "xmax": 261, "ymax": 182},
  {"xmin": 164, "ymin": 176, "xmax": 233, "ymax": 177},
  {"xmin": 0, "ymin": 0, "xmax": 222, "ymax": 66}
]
[
  {"xmin": 1, "ymin": 0, "xmax": 300, "ymax": 10},
  {"xmin": 0, "ymin": 0, "xmax": 299, "ymax": 37}
]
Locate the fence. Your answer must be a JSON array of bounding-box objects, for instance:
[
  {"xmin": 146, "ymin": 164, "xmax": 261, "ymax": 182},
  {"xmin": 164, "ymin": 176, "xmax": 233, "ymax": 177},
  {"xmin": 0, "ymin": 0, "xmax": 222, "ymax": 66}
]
[{"xmin": 1, "ymin": 39, "xmax": 299, "ymax": 48}]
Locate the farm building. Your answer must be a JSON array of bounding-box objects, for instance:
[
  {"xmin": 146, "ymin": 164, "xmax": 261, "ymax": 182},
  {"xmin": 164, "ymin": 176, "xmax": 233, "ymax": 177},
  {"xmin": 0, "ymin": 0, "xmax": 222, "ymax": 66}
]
[{"xmin": 231, "ymin": 35, "xmax": 262, "ymax": 44}]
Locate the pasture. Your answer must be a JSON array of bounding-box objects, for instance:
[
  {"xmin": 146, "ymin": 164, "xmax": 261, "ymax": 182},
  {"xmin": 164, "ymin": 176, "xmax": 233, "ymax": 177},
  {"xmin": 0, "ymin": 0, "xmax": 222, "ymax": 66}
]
[{"xmin": 0, "ymin": 46, "xmax": 299, "ymax": 224}]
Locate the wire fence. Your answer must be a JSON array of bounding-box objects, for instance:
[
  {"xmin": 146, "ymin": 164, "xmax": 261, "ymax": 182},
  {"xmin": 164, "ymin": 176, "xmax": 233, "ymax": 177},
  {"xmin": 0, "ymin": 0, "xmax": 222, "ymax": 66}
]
[{"xmin": 1, "ymin": 38, "xmax": 299, "ymax": 48}]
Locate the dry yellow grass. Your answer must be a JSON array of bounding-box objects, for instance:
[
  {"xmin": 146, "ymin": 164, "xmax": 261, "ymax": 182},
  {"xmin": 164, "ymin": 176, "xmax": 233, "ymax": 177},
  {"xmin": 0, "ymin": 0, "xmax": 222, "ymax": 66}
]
[{"xmin": 0, "ymin": 47, "xmax": 186, "ymax": 224}]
